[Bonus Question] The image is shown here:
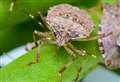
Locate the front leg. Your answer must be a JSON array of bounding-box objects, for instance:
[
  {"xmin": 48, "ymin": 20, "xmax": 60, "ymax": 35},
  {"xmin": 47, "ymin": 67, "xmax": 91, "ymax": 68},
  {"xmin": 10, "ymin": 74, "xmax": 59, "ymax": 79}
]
[
  {"xmin": 28, "ymin": 11, "xmax": 53, "ymax": 31},
  {"xmin": 27, "ymin": 30, "xmax": 56, "ymax": 66},
  {"xmin": 26, "ymin": 30, "xmax": 55, "ymax": 51},
  {"xmin": 27, "ymin": 40, "xmax": 42, "ymax": 66}
]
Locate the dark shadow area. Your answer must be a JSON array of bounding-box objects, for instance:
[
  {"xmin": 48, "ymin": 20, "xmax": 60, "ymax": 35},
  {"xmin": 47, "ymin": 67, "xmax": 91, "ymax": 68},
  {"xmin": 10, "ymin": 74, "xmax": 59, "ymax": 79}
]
[{"xmin": 0, "ymin": 19, "xmax": 45, "ymax": 55}]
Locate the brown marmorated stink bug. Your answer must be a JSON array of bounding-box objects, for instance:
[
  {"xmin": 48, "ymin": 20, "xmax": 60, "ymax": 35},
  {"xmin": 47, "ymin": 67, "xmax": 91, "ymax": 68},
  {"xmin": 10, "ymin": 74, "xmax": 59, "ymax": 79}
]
[
  {"xmin": 9, "ymin": 0, "xmax": 112, "ymax": 81},
  {"xmin": 26, "ymin": 3, "xmax": 95, "ymax": 77},
  {"xmin": 9, "ymin": 1, "xmax": 98, "ymax": 82},
  {"xmin": 98, "ymin": 0, "xmax": 120, "ymax": 68},
  {"xmin": 8, "ymin": 0, "xmax": 120, "ymax": 81}
]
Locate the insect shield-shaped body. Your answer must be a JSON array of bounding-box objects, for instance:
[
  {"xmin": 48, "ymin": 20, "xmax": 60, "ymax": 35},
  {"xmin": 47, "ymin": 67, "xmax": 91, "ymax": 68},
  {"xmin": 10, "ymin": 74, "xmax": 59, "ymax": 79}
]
[
  {"xmin": 27, "ymin": 4, "xmax": 95, "ymax": 66},
  {"xmin": 46, "ymin": 4, "xmax": 94, "ymax": 46},
  {"xmin": 99, "ymin": 0, "xmax": 120, "ymax": 68}
]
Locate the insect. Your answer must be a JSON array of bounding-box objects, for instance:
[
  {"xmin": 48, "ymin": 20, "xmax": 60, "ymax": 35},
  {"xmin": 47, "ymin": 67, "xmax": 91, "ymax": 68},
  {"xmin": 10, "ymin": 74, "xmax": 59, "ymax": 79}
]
[
  {"xmin": 98, "ymin": 0, "xmax": 120, "ymax": 68},
  {"xmin": 8, "ymin": 0, "xmax": 120, "ymax": 81},
  {"xmin": 26, "ymin": 4, "xmax": 96, "ymax": 81},
  {"xmin": 9, "ymin": 1, "xmax": 97, "ymax": 81}
]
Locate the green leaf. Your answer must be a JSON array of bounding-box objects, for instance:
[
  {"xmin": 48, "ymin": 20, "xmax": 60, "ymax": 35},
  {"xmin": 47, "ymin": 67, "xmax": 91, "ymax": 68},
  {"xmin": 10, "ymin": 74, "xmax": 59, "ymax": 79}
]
[
  {"xmin": 1, "ymin": 0, "xmax": 119, "ymax": 82},
  {"xmin": 0, "ymin": 19, "xmax": 41, "ymax": 54},
  {"xmin": 0, "ymin": 42, "xmax": 102, "ymax": 82}
]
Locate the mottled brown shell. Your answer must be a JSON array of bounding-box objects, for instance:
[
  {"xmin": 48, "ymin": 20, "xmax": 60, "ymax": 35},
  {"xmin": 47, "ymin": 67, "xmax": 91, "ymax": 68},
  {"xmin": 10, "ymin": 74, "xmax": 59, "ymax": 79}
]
[
  {"xmin": 100, "ymin": 0, "xmax": 120, "ymax": 68},
  {"xmin": 46, "ymin": 4, "xmax": 94, "ymax": 46}
]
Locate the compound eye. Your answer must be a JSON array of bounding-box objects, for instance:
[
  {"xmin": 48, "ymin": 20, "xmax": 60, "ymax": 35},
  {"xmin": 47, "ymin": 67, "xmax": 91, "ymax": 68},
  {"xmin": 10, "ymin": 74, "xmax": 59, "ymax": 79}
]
[{"xmin": 116, "ymin": 34, "xmax": 120, "ymax": 47}]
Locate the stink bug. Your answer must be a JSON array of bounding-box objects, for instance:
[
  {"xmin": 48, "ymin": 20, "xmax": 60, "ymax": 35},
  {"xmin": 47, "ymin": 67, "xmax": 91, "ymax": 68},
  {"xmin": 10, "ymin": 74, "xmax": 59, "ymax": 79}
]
[
  {"xmin": 99, "ymin": 0, "xmax": 120, "ymax": 68},
  {"xmin": 26, "ymin": 4, "xmax": 95, "ymax": 81},
  {"xmin": 9, "ymin": 1, "xmax": 98, "ymax": 81}
]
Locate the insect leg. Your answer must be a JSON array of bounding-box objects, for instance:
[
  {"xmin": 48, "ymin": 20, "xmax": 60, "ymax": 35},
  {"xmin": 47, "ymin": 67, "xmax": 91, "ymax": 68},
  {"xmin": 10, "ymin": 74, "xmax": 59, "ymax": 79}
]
[
  {"xmin": 67, "ymin": 43, "xmax": 86, "ymax": 56},
  {"xmin": 98, "ymin": 31, "xmax": 113, "ymax": 38},
  {"xmin": 73, "ymin": 66, "xmax": 82, "ymax": 82},
  {"xmin": 25, "ymin": 11, "xmax": 53, "ymax": 31},
  {"xmin": 37, "ymin": 12, "xmax": 53, "ymax": 31},
  {"xmin": 33, "ymin": 30, "xmax": 55, "ymax": 40},
  {"xmin": 25, "ymin": 30, "xmax": 41, "ymax": 51},
  {"xmin": 68, "ymin": 43, "xmax": 98, "ymax": 58},
  {"xmin": 28, "ymin": 11, "xmax": 52, "ymax": 30},
  {"xmin": 58, "ymin": 45, "xmax": 77, "ymax": 82},
  {"xmin": 58, "ymin": 57, "xmax": 76, "ymax": 82},
  {"xmin": 27, "ymin": 41, "xmax": 42, "ymax": 66},
  {"xmin": 25, "ymin": 41, "xmax": 39, "ymax": 51},
  {"xmin": 28, "ymin": 13, "xmax": 44, "ymax": 28},
  {"xmin": 64, "ymin": 45, "xmax": 76, "ymax": 57},
  {"xmin": 73, "ymin": 31, "xmax": 113, "ymax": 42},
  {"xmin": 26, "ymin": 30, "xmax": 55, "ymax": 51},
  {"xmin": 27, "ymin": 30, "xmax": 56, "ymax": 66},
  {"xmin": 27, "ymin": 30, "xmax": 43, "ymax": 66}
]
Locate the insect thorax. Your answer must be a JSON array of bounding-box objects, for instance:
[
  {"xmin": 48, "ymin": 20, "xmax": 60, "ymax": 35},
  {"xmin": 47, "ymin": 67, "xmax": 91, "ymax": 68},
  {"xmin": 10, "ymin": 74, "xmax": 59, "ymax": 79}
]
[{"xmin": 46, "ymin": 4, "xmax": 94, "ymax": 46}]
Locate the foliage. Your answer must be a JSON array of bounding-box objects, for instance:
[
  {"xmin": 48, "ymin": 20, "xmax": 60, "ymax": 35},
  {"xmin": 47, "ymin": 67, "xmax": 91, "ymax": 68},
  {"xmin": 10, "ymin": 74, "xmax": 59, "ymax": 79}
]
[{"xmin": 0, "ymin": 0, "xmax": 119, "ymax": 82}]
